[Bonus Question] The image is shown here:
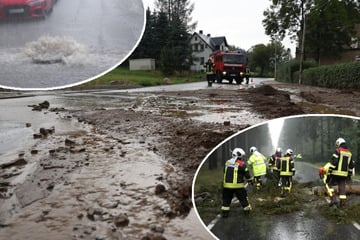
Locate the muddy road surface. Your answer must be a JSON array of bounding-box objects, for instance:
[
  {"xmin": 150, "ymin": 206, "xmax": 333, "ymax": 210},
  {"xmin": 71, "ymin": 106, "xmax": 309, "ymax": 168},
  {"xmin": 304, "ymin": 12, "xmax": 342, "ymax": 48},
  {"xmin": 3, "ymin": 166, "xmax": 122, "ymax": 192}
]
[{"xmin": 0, "ymin": 81, "xmax": 359, "ymax": 239}]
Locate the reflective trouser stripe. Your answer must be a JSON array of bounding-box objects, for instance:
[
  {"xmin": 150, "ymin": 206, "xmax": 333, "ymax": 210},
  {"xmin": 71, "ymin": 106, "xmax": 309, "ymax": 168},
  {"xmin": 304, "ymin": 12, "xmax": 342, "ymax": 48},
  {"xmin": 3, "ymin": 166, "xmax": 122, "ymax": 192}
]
[
  {"xmin": 327, "ymin": 187, "xmax": 334, "ymax": 197},
  {"xmin": 339, "ymin": 195, "xmax": 347, "ymax": 200},
  {"xmin": 221, "ymin": 206, "xmax": 230, "ymax": 211},
  {"xmin": 243, "ymin": 205, "xmax": 252, "ymax": 211}
]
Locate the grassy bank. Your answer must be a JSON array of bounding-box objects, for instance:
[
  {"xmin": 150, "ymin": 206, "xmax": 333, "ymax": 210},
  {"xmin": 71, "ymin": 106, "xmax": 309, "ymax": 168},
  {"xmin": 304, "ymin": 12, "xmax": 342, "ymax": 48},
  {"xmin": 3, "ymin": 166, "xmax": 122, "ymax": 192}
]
[{"xmin": 80, "ymin": 67, "xmax": 205, "ymax": 87}]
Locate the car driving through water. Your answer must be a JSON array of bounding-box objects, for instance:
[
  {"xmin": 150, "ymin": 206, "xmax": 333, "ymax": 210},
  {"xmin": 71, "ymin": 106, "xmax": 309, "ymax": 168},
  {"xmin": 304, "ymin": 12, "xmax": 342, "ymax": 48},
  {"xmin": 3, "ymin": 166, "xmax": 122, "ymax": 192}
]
[{"xmin": 0, "ymin": 0, "xmax": 56, "ymax": 20}]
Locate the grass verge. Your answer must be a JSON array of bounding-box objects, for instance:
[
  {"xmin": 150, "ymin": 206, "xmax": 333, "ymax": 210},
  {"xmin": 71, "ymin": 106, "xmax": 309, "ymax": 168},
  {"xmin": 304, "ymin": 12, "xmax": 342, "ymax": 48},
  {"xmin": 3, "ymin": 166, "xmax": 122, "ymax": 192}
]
[{"xmin": 79, "ymin": 67, "xmax": 205, "ymax": 87}]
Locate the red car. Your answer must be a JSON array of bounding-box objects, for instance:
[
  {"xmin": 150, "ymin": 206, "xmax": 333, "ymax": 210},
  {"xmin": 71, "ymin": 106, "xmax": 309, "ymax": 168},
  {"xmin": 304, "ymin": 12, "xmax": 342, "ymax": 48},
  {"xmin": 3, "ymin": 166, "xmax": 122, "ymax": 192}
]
[{"xmin": 0, "ymin": 0, "xmax": 54, "ymax": 20}]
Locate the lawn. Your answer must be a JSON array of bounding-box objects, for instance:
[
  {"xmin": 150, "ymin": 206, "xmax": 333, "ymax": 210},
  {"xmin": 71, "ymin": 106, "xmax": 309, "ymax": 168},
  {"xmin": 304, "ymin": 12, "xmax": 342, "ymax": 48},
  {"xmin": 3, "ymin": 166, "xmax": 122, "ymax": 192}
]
[{"xmin": 80, "ymin": 67, "xmax": 205, "ymax": 87}]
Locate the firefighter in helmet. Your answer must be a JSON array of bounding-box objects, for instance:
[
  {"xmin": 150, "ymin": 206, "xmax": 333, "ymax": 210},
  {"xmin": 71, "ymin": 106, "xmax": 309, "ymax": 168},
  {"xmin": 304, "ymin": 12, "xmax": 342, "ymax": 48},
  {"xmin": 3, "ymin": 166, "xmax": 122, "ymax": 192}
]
[
  {"xmin": 268, "ymin": 147, "xmax": 282, "ymax": 180},
  {"xmin": 221, "ymin": 148, "xmax": 253, "ymax": 217},
  {"xmin": 245, "ymin": 66, "xmax": 251, "ymax": 84},
  {"xmin": 276, "ymin": 148, "xmax": 296, "ymax": 194},
  {"xmin": 319, "ymin": 138, "xmax": 354, "ymax": 207},
  {"xmin": 247, "ymin": 146, "xmax": 267, "ymax": 189},
  {"xmin": 204, "ymin": 57, "xmax": 215, "ymax": 86}
]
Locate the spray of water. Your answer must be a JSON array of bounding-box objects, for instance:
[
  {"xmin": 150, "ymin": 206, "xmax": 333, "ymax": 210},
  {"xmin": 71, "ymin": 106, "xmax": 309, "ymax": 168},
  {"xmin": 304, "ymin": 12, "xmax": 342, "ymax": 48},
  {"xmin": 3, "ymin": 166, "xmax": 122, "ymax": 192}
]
[
  {"xmin": 23, "ymin": 36, "xmax": 91, "ymax": 66},
  {"xmin": 268, "ymin": 118, "xmax": 284, "ymax": 152}
]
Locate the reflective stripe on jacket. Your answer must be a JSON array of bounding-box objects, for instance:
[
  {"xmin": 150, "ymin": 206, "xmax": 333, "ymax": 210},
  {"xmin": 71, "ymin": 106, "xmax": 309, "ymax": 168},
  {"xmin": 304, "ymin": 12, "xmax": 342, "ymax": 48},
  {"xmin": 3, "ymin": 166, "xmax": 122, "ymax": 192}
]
[
  {"xmin": 278, "ymin": 156, "xmax": 295, "ymax": 176},
  {"xmin": 330, "ymin": 147, "xmax": 353, "ymax": 177},
  {"xmin": 223, "ymin": 157, "xmax": 251, "ymax": 189},
  {"xmin": 247, "ymin": 152, "xmax": 267, "ymax": 177},
  {"xmin": 204, "ymin": 61, "xmax": 214, "ymax": 75}
]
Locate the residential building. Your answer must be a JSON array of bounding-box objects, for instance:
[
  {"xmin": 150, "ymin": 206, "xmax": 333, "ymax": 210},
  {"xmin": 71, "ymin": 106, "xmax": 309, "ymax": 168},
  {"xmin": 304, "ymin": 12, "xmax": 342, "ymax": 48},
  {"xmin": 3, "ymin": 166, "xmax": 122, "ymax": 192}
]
[{"xmin": 189, "ymin": 30, "xmax": 229, "ymax": 71}]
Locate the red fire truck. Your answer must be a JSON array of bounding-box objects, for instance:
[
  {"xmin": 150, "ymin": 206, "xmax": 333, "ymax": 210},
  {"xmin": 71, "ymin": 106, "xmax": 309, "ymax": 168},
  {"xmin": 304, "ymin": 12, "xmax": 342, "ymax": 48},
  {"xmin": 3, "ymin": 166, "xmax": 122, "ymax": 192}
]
[{"xmin": 210, "ymin": 50, "xmax": 247, "ymax": 84}]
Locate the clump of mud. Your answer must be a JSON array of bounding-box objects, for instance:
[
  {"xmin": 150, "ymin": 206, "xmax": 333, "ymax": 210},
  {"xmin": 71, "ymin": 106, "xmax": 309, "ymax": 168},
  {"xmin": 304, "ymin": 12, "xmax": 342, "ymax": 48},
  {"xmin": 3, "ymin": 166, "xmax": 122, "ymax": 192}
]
[
  {"xmin": 246, "ymin": 85, "xmax": 305, "ymax": 118},
  {"xmin": 23, "ymin": 36, "xmax": 89, "ymax": 65},
  {"xmin": 250, "ymin": 85, "xmax": 287, "ymax": 97}
]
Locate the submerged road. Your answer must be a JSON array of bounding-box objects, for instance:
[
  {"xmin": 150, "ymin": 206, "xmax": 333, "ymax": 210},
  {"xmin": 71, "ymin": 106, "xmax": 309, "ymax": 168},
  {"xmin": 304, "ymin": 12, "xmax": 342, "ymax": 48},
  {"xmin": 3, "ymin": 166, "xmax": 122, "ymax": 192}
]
[{"xmin": 0, "ymin": 0, "xmax": 144, "ymax": 89}]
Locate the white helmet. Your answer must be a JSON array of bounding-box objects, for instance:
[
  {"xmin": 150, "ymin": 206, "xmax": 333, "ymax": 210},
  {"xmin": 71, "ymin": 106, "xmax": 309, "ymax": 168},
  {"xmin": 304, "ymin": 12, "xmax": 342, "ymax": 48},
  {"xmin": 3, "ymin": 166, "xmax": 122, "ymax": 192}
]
[
  {"xmin": 250, "ymin": 146, "xmax": 257, "ymax": 153},
  {"xmin": 232, "ymin": 148, "xmax": 245, "ymax": 158},
  {"xmin": 335, "ymin": 138, "xmax": 346, "ymax": 147},
  {"xmin": 286, "ymin": 149, "xmax": 293, "ymax": 156},
  {"xmin": 276, "ymin": 147, "xmax": 282, "ymax": 154}
]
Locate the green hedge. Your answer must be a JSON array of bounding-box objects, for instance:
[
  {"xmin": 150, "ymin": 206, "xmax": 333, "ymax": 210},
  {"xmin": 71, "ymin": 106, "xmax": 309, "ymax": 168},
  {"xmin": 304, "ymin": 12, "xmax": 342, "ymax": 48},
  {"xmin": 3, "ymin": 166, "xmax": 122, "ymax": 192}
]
[
  {"xmin": 298, "ymin": 62, "xmax": 360, "ymax": 88},
  {"xmin": 277, "ymin": 60, "xmax": 318, "ymax": 83}
]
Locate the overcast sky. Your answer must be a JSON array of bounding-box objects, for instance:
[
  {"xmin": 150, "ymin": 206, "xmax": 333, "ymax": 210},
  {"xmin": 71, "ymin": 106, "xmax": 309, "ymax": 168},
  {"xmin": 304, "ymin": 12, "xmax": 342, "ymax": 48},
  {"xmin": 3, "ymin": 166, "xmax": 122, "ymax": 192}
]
[{"xmin": 142, "ymin": 0, "xmax": 296, "ymax": 55}]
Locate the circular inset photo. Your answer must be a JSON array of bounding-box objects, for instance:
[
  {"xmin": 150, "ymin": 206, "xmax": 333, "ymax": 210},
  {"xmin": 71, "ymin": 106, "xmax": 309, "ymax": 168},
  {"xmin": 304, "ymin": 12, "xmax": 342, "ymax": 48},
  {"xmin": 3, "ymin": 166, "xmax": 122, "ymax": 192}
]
[
  {"xmin": 193, "ymin": 114, "xmax": 360, "ymax": 240},
  {"xmin": 0, "ymin": 0, "xmax": 145, "ymax": 90}
]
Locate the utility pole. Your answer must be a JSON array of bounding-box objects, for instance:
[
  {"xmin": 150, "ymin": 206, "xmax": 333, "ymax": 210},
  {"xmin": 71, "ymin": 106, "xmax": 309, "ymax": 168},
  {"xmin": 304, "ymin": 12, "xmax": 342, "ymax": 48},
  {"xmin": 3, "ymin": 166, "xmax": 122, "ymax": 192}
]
[
  {"xmin": 274, "ymin": 38, "xmax": 277, "ymax": 80},
  {"xmin": 299, "ymin": 3, "xmax": 306, "ymax": 84}
]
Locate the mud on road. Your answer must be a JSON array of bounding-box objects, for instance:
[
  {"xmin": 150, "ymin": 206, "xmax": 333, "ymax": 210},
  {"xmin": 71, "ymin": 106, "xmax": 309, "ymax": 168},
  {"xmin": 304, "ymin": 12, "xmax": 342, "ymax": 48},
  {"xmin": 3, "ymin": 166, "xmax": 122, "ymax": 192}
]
[{"xmin": 0, "ymin": 81, "xmax": 359, "ymax": 239}]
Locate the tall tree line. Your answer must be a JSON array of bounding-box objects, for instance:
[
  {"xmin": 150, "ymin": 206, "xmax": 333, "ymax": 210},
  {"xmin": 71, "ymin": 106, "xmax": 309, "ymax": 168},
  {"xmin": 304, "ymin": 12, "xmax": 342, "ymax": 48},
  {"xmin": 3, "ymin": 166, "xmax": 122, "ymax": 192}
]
[
  {"xmin": 263, "ymin": 0, "xmax": 360, "ymax": 63},
  {"xmin": 130, "ymin": 0, "xmax": 196, "ymax": 75},
  {"xmin": 278, "ymin": 116, "xmax": 360, "ymax": 170},
  {"xmin": 204, "ymin": 116, "xmax": 360, "ymax": 171}
]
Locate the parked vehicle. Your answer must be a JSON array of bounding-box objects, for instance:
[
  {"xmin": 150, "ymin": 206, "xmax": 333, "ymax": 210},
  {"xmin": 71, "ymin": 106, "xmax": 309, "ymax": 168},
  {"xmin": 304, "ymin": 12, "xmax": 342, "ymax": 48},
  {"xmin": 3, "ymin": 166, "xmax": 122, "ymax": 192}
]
[
  {"xmin": 210, "ymin": 50, "xmax": 247, "ymax": 84},
  {"xmin": 0, "ymin": 0, "xmax": 54, "ymax": 20}
]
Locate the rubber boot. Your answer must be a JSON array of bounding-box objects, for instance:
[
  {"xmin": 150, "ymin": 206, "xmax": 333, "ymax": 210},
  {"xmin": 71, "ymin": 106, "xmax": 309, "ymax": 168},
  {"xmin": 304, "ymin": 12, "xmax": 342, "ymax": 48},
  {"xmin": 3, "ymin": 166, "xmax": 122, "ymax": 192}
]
[
  {"xmin": 221, "ymin": 210, "xmax": 229, "ymax": 218},
  {"xmin": 243, "ymin": 205, "xmax": 252, "ymax": 215}
]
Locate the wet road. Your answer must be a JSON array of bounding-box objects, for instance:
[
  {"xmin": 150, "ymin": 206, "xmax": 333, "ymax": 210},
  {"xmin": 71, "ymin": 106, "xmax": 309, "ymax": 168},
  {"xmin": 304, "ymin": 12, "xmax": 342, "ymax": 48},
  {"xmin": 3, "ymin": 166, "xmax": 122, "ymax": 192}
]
[
  {"xmin": 0, "ymin": 0, "xmax": 144, "ymax": 90},
  {"xmin": 0, "ymin": 79, "xmax": 272, "ymax": 161},
  {"xmin": 209, "ymin": 161, "xmax": 360, "ymax": 240}
]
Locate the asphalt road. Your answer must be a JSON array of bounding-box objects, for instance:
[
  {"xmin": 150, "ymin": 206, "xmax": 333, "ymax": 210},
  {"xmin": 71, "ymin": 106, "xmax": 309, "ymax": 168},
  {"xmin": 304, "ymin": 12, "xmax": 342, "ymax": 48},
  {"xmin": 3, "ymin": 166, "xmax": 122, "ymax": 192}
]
[{"xmin": 0, "ymin": 0, "xmax": 144, "ymax": 90}]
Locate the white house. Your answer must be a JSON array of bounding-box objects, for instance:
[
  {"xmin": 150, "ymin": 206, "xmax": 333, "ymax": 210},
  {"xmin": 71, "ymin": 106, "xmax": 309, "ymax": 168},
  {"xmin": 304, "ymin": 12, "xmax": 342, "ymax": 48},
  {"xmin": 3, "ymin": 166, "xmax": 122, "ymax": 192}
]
[{"xmin": 189, "ymin": 30, "xmax": 229, "ymax": 71}]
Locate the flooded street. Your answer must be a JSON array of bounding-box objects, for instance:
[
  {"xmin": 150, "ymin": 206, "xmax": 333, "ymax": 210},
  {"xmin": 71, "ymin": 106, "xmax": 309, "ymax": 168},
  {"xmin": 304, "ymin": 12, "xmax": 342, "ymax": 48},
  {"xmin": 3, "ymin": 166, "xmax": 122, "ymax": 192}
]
[
  {"xmin": 1, "ymin": 80, "xmax": 359, "ymax": 239},
  {"xmin": 0, "ymin": 0, "xmax": 144, "ymax": 89}
]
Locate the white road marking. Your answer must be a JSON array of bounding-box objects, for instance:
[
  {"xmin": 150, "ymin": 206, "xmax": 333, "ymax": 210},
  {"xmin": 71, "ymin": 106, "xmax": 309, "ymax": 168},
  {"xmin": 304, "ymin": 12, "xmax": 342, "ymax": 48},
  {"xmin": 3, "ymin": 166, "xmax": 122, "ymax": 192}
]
[
  {"xmin": 207, "ymin": 214, "xmax": 221, "ymax": 230},
  {"xmin": 353, "ymin": 222, "xmax": 360, "ymax": 231}
]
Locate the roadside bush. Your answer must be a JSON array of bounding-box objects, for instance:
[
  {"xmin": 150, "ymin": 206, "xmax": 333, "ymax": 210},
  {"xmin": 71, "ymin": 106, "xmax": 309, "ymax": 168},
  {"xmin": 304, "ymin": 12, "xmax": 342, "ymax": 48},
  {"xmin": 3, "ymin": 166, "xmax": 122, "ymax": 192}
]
[
  {"xmin": 277, "ymin": 60, "xmax": 317, "ymax": 83},
  {"xmin": 300, "ymin": 62, "xmax": 360, "ymax": 89}
]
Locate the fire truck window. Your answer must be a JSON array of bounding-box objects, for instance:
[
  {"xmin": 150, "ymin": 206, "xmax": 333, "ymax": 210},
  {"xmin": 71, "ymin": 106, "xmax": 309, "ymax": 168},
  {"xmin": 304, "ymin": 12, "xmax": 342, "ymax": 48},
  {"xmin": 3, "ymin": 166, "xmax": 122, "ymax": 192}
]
[{"xmin": 224, "ymin": 55, "xmax": 244, "ymax": 64}]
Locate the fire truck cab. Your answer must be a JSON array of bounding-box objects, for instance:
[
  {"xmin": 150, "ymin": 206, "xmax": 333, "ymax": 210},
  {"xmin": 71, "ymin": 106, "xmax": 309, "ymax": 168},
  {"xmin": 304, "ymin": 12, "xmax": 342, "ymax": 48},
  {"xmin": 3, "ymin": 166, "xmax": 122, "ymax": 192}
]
[{"xmin": 210, "ymin": 50, "xmax": 247, "ymax": 84}]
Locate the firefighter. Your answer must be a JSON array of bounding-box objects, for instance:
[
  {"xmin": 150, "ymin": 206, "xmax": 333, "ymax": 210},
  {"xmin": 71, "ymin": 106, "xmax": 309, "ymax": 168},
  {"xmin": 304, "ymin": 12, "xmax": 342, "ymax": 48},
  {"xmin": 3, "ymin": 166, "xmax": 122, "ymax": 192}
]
[
  {"xmin": 322, "ymin": 138, "xmax": 354, "ymax": 207},
  {"xmin": 268, "ymin": 147, "xmax": 282, "ymax": 180},
  {"xmin": 247, "ymin": 146, "xmax": 267, "ymax": 190},
  {"xmin": 277, "ymin": 149, "xmax": 296, "ymax": 195},
  {"xmin": 203, "ymin": 57, "xmax": 215, "ymax": 87},
  {"xmin": 245, "ymin": 66, "xmax": 251, "ymax": 84},
  {"xmin": 221, "ymin": 148, "xmax": 253, "ymax": 217}
]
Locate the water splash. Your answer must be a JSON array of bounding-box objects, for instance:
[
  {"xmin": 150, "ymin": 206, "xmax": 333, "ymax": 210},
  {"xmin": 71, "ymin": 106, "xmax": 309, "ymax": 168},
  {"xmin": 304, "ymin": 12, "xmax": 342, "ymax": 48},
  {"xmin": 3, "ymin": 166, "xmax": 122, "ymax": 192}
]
[
  {"xmin": 268, "ymin": 118, "xmax": 284, "ymax": 151},
  {"xmin": 23, "ymin": 36, "xmax": 91, "ymax": 66}
]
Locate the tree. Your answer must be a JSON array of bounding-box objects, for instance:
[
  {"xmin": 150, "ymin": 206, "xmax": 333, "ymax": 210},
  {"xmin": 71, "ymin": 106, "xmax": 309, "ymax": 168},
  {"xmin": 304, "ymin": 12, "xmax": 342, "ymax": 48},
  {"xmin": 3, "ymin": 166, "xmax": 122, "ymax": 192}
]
[
  {"xmin": 263, "ymin": 0, "xmax": 309, "ymax": 42},
  {"xmin": 248, "ymin": 41, "xmax": 290, "ymax": 77},
  {"xmin": 248, "ymin": 44, "xmax": 272, "ymax": 76},
  {"xmin": 155, "ymin": 0, "xmax": 196, "ymax": 73},
  {"xmin": 130, "ymin": 8, "xmax": 157, "ymax": 60},
  {"xmin": 263, "ymin": 0, "xmax": 360, "ymax": 62},
  {"xmin": 305, "ymin": 0, "xmax": 360, "ymax": 62}
]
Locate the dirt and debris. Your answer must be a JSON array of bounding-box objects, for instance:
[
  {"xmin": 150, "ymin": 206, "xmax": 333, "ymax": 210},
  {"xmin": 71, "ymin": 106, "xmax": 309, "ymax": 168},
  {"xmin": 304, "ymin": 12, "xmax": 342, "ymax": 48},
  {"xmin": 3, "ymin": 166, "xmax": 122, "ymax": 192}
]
[{"xmin": 0, "ymin": 81, "xmax": 360, "ymax": 239}]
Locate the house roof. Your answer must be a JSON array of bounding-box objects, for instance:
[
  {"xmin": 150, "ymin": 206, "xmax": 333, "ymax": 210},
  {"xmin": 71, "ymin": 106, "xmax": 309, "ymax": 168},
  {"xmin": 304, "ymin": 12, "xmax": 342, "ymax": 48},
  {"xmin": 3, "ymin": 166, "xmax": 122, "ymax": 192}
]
[
  {"xmin": 210, "ymin": 37, "xmax": 228, "ymax": 48},
  {"xmin": 192, "ymin": 31, "xmax": 228, "ymax": 50}
]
